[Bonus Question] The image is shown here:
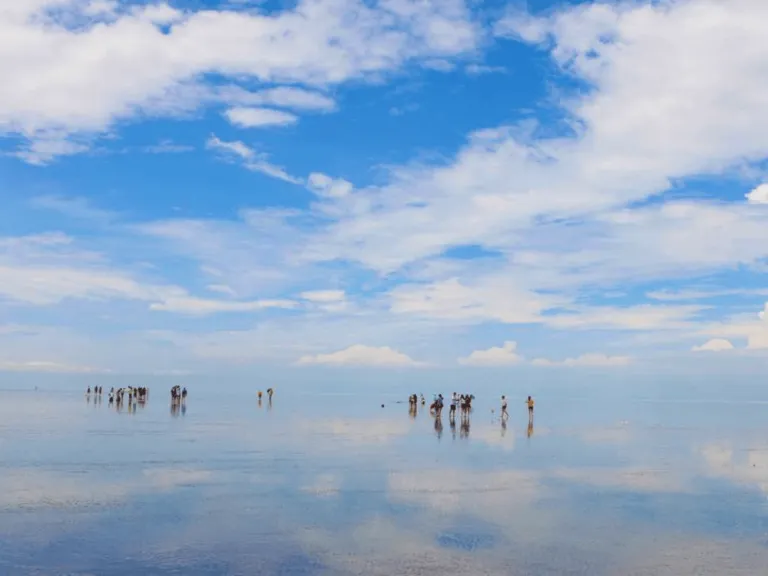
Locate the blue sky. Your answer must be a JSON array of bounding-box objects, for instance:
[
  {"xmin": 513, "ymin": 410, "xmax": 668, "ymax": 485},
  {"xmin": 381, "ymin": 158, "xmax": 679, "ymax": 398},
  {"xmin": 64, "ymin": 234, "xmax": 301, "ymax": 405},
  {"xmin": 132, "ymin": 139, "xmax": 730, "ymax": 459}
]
[{"xmin": 2, "ymin": 0, "xmax": 768, "ymax": 375}]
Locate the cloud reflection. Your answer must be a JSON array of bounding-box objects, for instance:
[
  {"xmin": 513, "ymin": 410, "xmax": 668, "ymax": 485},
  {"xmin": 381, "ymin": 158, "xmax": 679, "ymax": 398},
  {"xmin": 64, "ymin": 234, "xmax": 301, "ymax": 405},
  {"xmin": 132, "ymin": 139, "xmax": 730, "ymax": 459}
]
[{"xmin": 0, "ymin": 467, "xmax": 215, "ymax": 511}]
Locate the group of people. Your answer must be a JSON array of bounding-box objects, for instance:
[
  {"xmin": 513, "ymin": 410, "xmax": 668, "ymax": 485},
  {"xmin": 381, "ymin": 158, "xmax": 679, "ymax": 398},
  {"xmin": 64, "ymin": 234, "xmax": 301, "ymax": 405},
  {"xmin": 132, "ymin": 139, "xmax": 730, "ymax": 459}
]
[
  {"xmin": 86, "ymin": 386, "xmax": 149, "ymax": 406},
  {"xmin": 110, "ymin": 386, "xmax": 149, "ymax": 405},
  {"xmin": 499, "ymin": 395, "xmax": 535, "ymax": 422},
  {"xmin": 411, "ymin": 393, "xmax": 536, "ymax": 440},
  {"xmin": 170, "ymin": 385, "xmax": 188, "ymax": 402},
  {"xmin": 408, "ymin": 392, "xmax": 535, "ymax": 422},
  {"xmin": 257, "ymin": 388, "xmax": 274, "ymax": 403},
  {"xmin": 422, "ymin": 393, "xmax": 475, "ymax": 418}
]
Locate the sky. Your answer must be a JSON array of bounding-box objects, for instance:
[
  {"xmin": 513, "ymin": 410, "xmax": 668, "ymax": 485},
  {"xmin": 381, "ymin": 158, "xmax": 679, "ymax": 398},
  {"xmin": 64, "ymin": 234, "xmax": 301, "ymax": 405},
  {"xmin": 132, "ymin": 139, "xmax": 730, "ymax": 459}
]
[{"xmin": 2, "ymin": 0, "xmax": 768, "ymax": 376}]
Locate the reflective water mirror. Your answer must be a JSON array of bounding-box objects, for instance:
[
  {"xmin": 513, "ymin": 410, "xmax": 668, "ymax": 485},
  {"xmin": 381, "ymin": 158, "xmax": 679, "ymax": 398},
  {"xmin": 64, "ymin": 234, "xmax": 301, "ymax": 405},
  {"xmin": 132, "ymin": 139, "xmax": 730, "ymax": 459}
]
[{"xmin": 2, "ymin": 380, "xmax": 768, "ymax": 575}]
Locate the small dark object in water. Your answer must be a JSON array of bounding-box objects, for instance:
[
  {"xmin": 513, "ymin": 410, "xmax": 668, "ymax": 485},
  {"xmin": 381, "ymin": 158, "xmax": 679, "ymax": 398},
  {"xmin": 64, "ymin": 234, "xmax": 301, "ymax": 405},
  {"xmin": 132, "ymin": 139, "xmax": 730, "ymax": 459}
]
[{"xmin": 381, "ymin": 404, "xmax": 384, "ymax": 408}]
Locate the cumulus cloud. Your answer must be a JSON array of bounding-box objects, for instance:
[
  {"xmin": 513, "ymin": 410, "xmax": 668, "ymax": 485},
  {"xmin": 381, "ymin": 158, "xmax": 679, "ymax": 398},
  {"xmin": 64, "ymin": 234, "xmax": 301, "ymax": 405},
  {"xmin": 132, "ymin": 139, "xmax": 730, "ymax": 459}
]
[
  {"xmin": 307, "ymin": 173, "xmax": 353, "ymax": 199},
  {"xmin": 692, "ymin": 338, "xmax": 735, "ymax": 353},
  {"xmin": 746, "ymin": 184, "xmax": 768, "ymax": 204},
  {"xmin": 705, "ymin": 302, "xmax": 768, "ymax": 350},
  {"xmin": 297, "ymin": 344, "xmax": 423, "ymax": 367},
  {"xmin": 0, "ymin": 0, "xmax": 479, "ymax": 161},
  {"xmin": 458, "ymin": 341, "xmax": 522, "ymax": 366},
  {"xmin": 532, "ymin": 354, "xmax": 632, "ymax": 367},
  {"xmin": 297, "ymin": 0, "xmax": 768, "ymax": 286},
  {"xmin": 8, "ymin": 0, "xmax": 768, "ymax": 370},
  {"xmin": 224, "ymin": 107, "xmax": 299, "ymax": 128}
]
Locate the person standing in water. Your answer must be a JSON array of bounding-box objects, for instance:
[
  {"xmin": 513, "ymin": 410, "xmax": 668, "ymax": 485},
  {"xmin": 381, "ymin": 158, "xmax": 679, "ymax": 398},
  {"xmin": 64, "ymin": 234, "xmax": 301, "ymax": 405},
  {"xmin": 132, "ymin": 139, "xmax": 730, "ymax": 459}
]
[
  {"xmin": 501, "ymin": 395, "xmax": 508, "ymax": 420},
  {"xmin": 526, "ymin": 395, "xmax": 535, "ymax": 422}
]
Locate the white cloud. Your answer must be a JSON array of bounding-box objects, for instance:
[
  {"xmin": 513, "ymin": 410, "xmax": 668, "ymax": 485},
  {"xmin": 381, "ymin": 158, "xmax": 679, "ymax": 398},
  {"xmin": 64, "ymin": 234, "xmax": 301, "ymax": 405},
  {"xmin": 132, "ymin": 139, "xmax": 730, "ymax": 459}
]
[
  {"xmin": 7, "ymin": 0, "xmax": 768, "ymax": 370},
  {"xmin": 30, "ymin": 195, "xmax": 116, "ymax": 223},
  {"xmin": 458, "ymin": 340, "xmax": 522, "ymax": 366},
  {"xmin": 149, "ymin": 296, "xmax": 297, "ymax": 315},
  {"xmin": 704, "ymin": 302, "xmax": 768, "ymax": 350},
  {"xmin": 300, "ymin": 290, "xmax": 345, "ymax": 303},
  {"xmin": 206, "ymin": 136, "xmax": 302, "ymax": 184},
  {"xmin": 207, "ymin": 284, "xmax": 237, "ymax": 297},
  {"xmin": 543, "ymin": 304, "xmax": 705, "ymax": 331},
  {"xmin": 465, "ymin": 63, "xmax": 505, "ymax": 75},
  {"xmin": 0, "ymin": 232, "xmax": 297, "ymax": 318},
  {"xmin": 297, "ymin": 344, "xmax": 423, "ymax": 367},
  {"xmin": 220, "ymin": 86, "xmax": 335, "ymax": 112},
  {"xmin": 389, "ymin": 277, "xmax": 560, "ymax": 324},
  {"xmin": 0, "ymin": 360, "xmax": 109, "ymax": 374},
  {"xmin": 136, "ymin": 209, "xmax": 319, "ymax": 299},
  {"xmin": 296, "ymin": 0, "xmax": 768, "ymax": 288},
  {"xmin": 746, "ymin": 183, "xmax": 768, "ymax": 204},
  {"xmin": 0, "ymin": 263, "xmax": 177, "ymax": 306},
  {"xmin": 692, "ymin": 338, "xmax": 735, "ymax": 353},
  {"xmin": 205, "ymin": 136, "xmax": 254, "ymax": 161},
  {"xmin": 0, "ymin": 0, "xmax": 479, "ymax": 161},
  {"xmin": 10, "ymin": 137, "xmax": 90, "ymax": 165},
  {"xmin": 141, "ymin": 139, "xmax": 194, "ymax": 154},
  {"xmin": 532, "ymin": 354, "xmax": 632, "ymax": 367},
  {"xmin": 224, "ymin": 107, "xmax": 298, "ymax": 128},
  {"xmin": 647, "ymin": 288, "xmax": 768, "ymax": 301},
  {"xmin": 307, "ymin": 172, "xmax": 353, "ymax": 199}
]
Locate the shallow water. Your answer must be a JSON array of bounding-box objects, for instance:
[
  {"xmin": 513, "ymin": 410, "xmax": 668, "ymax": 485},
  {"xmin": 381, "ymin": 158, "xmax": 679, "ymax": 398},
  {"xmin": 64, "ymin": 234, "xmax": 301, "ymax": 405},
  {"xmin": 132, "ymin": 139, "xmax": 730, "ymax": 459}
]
[{"xmin": 2, "ymin": 382, "xmax": 768, "ymax": 575}]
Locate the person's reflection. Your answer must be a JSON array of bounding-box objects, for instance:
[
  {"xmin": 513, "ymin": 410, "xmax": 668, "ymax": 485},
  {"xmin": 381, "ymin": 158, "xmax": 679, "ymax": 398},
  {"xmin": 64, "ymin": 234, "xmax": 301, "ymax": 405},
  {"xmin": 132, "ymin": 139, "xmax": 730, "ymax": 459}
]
[
  {"xmin": 267, "ymin": 397, "xmax": 272, "ymax": 411},
  {"xmin": 181, "ymin": 402, "xmax": 187, "ymax": 416},
  {"xmin": 258, "ymin": 397, "xmax": 263, "ymax": 409},
  {"xmin": 171, "ymin": 400, "xmax": 180, "ymax": 418},
  {"xmin": 409, "ymin": 403, "xmax": 417, "ymax": 420},
  {"xmin": 460, "ymin": 413, "xmax": 470, "ymax": 439},
  {"xmin": 434, "ymin": 415, "xmax": 443, "ymax": 440},
  {"xmin": 449, "ymin": 413, "xmax": 457, "ymax": 440},
  {"xmin": 501, "ymin": 417, "xmax": 507, "ymax": 437},
  {"xmin": 527, "ymin": 421, "xmax": 534, "ymax": 438}
]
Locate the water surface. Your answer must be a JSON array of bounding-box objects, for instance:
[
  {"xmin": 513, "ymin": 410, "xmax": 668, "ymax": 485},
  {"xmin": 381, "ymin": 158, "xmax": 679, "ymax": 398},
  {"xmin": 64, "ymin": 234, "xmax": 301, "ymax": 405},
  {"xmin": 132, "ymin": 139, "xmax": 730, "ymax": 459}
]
[{"xmin": 2, "ymin": 381, "xmax": 768, "ymax": 575}]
